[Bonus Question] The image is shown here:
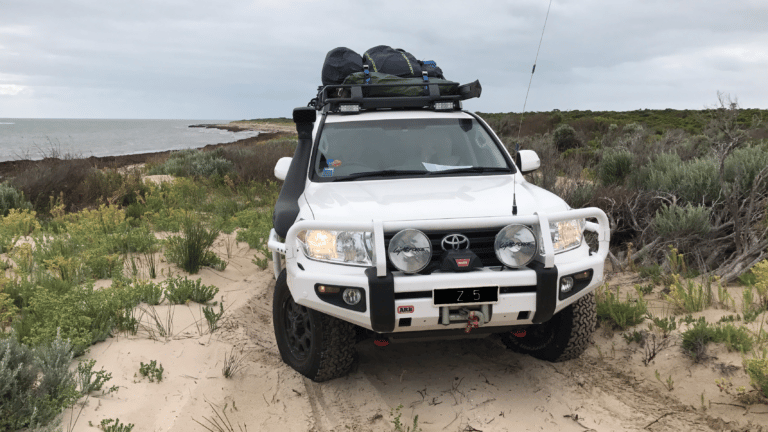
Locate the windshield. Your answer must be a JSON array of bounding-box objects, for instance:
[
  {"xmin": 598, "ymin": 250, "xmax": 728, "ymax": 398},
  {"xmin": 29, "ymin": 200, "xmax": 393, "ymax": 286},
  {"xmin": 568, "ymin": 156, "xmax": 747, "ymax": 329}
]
[{"xmin": 311, "ymin": 117, "xmax": 513, "ymax": 181}]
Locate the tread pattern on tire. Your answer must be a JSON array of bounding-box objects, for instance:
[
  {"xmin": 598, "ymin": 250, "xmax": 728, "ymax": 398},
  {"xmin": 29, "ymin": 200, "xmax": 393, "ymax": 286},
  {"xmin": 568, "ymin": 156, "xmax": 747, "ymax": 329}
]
[
  {"xmin": 312, "ymin": 314, "xmax": 356, "ymax": 382},
  {"xmin": 272, "ymin": 270, "xmax": 356, "ymax": 382},
  {"xmin": 501, "ymin": 292, "xmax": 596, "ymax": 362},
  {"xmin": 552, "ymin": 292, "xmax": 596, "ymax": 362}
]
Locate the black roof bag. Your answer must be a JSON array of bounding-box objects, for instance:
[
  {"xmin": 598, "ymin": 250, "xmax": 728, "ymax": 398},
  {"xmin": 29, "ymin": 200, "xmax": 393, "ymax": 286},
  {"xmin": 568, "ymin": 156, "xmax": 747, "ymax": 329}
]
[
  {"xmin": 321, "ymin": 47, "xmax": 363, "ymax": 86},
  {"xmin": 363, "ymin": 45, "xmax": 424, "ymax": 78}
]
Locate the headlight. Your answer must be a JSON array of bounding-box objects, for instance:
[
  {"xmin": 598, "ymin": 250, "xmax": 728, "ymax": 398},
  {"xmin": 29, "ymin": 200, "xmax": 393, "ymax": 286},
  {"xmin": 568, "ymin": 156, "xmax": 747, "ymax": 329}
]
[
  {"xmin": 547, "ymin": 219, "xmax": 585, "ymax": 253},
  {"xmin": 298, "ymin": 230, "xmax": 374, "ymax": 266},
  {"xmin": 388, "ymin": 229, "xmax": 431, "ymax": 273},
  {"xmin": 494, "ymin": 224, "xmax": 537, "ymax": 268}
]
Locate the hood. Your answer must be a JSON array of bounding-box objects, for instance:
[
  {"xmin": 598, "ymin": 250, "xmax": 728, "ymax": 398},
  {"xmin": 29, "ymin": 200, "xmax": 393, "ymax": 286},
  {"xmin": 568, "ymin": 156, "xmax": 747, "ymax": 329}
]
[{"xmin": 302, "ymin": 175, "xmax": 569, "ymax": 222}]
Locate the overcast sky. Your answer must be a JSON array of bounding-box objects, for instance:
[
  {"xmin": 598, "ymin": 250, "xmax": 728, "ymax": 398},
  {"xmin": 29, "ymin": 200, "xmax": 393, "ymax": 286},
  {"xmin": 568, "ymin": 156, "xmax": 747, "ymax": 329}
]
[{"xmin": 1, "ymin": 0, "xmax": 767, "ymax": 119}]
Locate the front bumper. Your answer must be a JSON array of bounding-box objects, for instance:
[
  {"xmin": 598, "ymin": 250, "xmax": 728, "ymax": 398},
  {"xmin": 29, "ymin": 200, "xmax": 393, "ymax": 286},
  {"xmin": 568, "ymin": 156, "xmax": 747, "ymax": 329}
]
[{"xmin": 268, "ymin": 208, "xmax": 610, "ymax": 333}]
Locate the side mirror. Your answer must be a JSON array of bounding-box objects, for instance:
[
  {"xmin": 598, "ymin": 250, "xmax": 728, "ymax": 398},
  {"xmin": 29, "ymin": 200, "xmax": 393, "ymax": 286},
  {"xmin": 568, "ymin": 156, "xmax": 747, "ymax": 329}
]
[
  {"xmin": 516, "ymin": 150, "xmax": 540, "ymax": 174},
  {"xmin": 274, "ymin": 157, "xmax": 292, "ymax": 181}
]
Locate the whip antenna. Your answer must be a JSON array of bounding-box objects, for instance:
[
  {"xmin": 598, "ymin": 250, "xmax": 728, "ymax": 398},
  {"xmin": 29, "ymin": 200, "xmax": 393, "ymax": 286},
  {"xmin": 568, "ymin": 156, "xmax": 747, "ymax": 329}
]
[
  {"xmin": 517, "ymin": 0, "xmax": 553, "ymax": 143},
  {"xmin": 513, "ymin": 0, "xmax": 553, "ymax": 216}
]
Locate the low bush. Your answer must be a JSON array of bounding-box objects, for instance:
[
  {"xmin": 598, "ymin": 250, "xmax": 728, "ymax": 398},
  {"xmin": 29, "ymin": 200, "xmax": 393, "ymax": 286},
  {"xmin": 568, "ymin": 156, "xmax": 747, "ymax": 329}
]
[
  {"xmin": 0, "ymin": 208, "xmax": 41, "ymax": 253},
  {"xmin": 0, "ymin": 330, "xmax": 80, "ymax": 431},
  {"xmin": 598, "ymin": 147, "xmax": 634, "ymax": 186},
  {"xmin": 136, "ymin": 280, "xmax": 163, "ymax": 305},
  {"xmin": 664, "ymin": 274, "xmax": 713, "ymax": 313},
  {"xmin": 596, "ymin": 285, "xmax": 647, "ymax": 330},
  {"xmin": 634, "ymin": 153, "xmax": 720, "ymax": 205},
  {"xmin": 0, "ymin": 182, "xmax": 31, "ymax": 217},
  {"xmin": 681, "ymin": 318, "xmax": 753, "ymax": 361},
  {"xmin": 724, "ymin": 145, "xmax": 768, "ymax": 195},
  {"xmin": 12, "ymin": 276, "xmax": 142, "ymax": 355},
  {"xmin": 220, "ymin": 138, "xmax": 297, "ymax": 183},
  {"xmin": 147, "ymin": 148, "xmax": 234, "ymax": 178},
  {"xmin": 164, "ymin": 215, "xmax": 222, "ymax": 274},
  {"xmin": 138, "ymin": 360, "xmax": 164, "ymax": 382},
  {"xmin": 552, "ymin": 123, "xmax": 581, "ymax": 152},
  {"xmin": 744, "ymin": 357, "xmax": 768, "ymax": 398},
  {"xmin": 164, "ymin": 276, "xmax": 219, "ymax": 305},
  {"xmin": 652, "ymin": 203, "xmax": 711, "ymax": 239}
]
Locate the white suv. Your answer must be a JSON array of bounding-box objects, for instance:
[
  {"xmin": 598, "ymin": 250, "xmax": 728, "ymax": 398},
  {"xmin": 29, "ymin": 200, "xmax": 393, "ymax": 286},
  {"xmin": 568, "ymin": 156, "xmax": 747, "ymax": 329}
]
[{"xmin": 268, "ymin": 81, "xmax": 610, "ymax": 381}]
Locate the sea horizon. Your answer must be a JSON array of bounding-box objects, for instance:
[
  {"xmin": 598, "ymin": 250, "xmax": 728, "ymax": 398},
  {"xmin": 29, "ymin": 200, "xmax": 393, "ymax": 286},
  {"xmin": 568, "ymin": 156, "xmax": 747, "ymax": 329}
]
[{"xmin": 0, "ymin": 118, "xmax": 258, "ymax": 162}]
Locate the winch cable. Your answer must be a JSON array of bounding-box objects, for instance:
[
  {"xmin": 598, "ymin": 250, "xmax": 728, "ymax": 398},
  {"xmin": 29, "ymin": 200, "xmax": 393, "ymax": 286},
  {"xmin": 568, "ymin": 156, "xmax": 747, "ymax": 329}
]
[{"xmin": 513, "ymin": 0, "xmax": 553, "ymax": 216}]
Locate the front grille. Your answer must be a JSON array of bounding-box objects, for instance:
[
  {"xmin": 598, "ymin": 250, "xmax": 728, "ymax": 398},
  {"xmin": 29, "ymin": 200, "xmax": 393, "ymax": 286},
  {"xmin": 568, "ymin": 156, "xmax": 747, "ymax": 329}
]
[{"xmin": 384, "ymin": 227, "xmax": 508, "ymax": 271}]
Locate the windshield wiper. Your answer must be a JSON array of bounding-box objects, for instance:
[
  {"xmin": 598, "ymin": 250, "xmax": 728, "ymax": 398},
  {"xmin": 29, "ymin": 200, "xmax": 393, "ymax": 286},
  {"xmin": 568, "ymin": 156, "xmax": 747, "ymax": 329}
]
[
  {"xmin": 333, "ymin": 170, "xmax": 427, "ymax": 182},
  {"xmin": 426, "ymin": 167, "xmax": 514, "ymax": 175}
]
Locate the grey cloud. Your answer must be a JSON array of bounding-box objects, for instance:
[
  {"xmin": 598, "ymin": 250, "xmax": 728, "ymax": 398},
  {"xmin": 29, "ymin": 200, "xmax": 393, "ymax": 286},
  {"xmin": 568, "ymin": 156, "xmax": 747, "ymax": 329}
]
[{"xmin": 1, "ymin": 0, "xmax": 766, "ymax": 118}]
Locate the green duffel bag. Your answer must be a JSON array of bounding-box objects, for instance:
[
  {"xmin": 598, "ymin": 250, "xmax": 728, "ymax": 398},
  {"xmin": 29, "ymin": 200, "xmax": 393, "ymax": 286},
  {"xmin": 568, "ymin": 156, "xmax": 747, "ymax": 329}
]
[{"xmin": 342, "ymin": 72, "xmax": 458, "ymax": 97}]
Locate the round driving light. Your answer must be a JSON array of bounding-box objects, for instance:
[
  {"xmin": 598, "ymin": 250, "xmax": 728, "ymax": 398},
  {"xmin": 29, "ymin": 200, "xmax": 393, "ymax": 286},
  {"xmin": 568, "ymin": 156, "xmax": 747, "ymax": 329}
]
[
  {"xmin": 342, "ymin": 288, "xmax": 362, "ymax": 305},
  {"xmin": 560, "ymin": 276, "xmax": 574, "ymax": 293},
  {"xmin": 388, "ymin": 229, "xmax": 432, "ymax": 274},
  {"xmin": 494, "ymin": 225, "xmax": 537, "ymax": 268}
]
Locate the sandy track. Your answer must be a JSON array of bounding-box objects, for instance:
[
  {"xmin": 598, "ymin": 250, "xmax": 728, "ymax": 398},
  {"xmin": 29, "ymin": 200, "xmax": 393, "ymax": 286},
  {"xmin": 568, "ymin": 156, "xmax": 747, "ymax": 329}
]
[
  {"xmin": 231, "ymin": 272, "xmax": 765, "ymax": 432},
  {"xmin": 60, "ymin": 238, "xmax": 766, "ymax": 431}
]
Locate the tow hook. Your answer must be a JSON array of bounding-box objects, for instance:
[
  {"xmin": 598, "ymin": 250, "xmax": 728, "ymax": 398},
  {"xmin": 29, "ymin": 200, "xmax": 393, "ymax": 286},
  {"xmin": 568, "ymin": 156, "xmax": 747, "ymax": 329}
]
[{"xmin": 465, "ymin": 311, "xmax": 485, "ymax": 333}]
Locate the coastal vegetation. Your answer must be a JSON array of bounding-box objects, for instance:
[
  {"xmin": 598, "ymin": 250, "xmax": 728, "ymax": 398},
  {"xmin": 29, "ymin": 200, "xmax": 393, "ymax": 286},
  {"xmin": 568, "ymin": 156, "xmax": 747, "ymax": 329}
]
[
  {"xmin": 1, "ymin": 98, "xmax": 768, "ymax": 429},
  {"xmin": 0, "ymin": 135, "xmax": 294, "ymax": 430}
]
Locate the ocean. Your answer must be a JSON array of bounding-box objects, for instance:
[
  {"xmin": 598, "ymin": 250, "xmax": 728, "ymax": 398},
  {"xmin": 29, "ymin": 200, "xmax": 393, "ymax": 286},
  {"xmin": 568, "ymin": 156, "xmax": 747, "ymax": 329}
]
[{"xmin": 0, "ymin": 119, "xmax": 261, "ymax": 162}]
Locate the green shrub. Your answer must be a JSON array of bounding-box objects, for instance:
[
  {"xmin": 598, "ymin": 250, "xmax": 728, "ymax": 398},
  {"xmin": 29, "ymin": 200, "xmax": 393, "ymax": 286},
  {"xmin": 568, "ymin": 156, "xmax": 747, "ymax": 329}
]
[
  {"xmin": 76, "ymin": 358, "xmax": 117, "ymax": 395},
  {"xmin": 744, "ymin": 357, "xmax": 768, "ymax": 398},
  {"xmin": 598, "ymin": 147, "xmax": 634, "ymax": 186},
  {"xmin": 652, "ymin": 203, "xmax": 711, "ymax": 238},
  {"xmin": 13, "ymin": 276, "xmax": 142, "ymax": 355},
  {"xmin": 235, "ymin": 207, "xmax": 274, "ymax": 269},
  {"xmin": 148, "ymin": 148, "xmax": 234, "ymax": 178},
  {"xmin": 596, "ymin": 285, "xmax": 647, "ymax": 330},
  {"xmin": 138, "ymin": 360, "xmax": 164, "ymax": 382},
  {"xmin": 100, "ymin": 418, "xmax": 135, "ymax": 432},
  {"xmin": 0, "ymin": 182, "xmax": 32, "ymax": 217},
  {"xmin": 664, "ymin": 274, "xmax": 713, "ymax": 313},
  {"xmin": 0, "ymin": 330, "xmax": 80, "ymax": 431},
  {"xmin": 164, "ymin": 276, "xmax": 219, "ymax": 304},
  {"xmin": 635, "ymin": 153, "xmax": 720, "ymax": 204},
  {"xmin": 164, "ymin": 215, "xmax": 220, "ymax": 274},
  {"xmin": 724, "ymin": 145, "xmax": 768, "ymax": 194},
  {"xmin": 136, "ymin": 280, "xmax": 163, "ymax": 305},
  {"xmin": 647, "ymin": 314, "xmax": 677, "ymax": 338},
  {"xmin": 638, "ymin": 264, "xmax": 662, "ymax": 285},
  {"xmin": 682, "ymin": 318, "xmax": 754, "ymax": 361},
  {"xmin": 552, "ymin": 123, "xmax": 581, "ymax": 152},
  {"xmin": 0, "ymin": 209, "xmax": 41, "ymax": 253},
  {"xmin": 622, "ymin": 122, "xmax": 644, "ymax": 135},
  {"xmin": 566, "ymin": 182, "xmax": 596, "ymax": 209},
  {"xmin": 220, "ymin": 138, "xmax": 298, "ymax": 183},
  {"xmin": 203, "ymin": 303, "xmax": 224, "ymax": 333}
]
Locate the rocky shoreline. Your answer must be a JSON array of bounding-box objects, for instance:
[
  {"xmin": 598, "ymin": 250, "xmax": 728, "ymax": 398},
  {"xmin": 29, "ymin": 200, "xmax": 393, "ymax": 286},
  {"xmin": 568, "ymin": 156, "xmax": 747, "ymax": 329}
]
[{"xmin": 0, "ymin": 128, "xmax": 296, "ymax": 179}]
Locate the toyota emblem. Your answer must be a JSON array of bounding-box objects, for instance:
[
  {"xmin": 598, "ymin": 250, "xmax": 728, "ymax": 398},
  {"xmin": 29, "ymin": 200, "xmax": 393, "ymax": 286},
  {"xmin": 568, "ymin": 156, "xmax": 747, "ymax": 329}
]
[{"xmin": 441, "ymin": 234, "xmax": 470, "ymax": 251}]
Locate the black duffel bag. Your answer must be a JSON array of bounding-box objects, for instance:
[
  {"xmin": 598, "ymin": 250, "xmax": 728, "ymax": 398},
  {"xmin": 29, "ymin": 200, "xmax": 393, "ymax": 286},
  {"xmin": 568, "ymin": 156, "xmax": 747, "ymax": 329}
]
[
  {"xmin": 363, "ymin": 45, "xmax": 423, "ymax": 78},
  {"xmin": 321, "ymin": 47, "xmax": 363, "ymax": 86}
]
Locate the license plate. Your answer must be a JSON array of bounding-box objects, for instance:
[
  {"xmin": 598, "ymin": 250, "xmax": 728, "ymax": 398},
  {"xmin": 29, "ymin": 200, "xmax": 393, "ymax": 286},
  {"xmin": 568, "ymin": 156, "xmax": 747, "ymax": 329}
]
[{"xmin": 433, "ymin": 286, "xmax": 499, "ymax": 306}]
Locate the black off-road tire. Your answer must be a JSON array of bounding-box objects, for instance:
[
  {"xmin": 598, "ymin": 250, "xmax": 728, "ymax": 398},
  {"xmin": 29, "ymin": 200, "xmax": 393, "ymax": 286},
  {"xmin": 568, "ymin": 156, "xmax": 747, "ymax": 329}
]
[
  {"xmin": 501, "ymin": 292, "xmax": 596, "ymax": 362},
  {"xmin": 272, "ymin": 270, "xmax": 356, "ymax": 382}
]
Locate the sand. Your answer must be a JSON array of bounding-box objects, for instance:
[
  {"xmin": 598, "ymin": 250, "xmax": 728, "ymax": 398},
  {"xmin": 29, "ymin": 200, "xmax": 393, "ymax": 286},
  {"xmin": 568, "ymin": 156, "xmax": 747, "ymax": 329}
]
[{"xmin": 53, "ymin": 235, "xmax": 768, "ymax": 432}]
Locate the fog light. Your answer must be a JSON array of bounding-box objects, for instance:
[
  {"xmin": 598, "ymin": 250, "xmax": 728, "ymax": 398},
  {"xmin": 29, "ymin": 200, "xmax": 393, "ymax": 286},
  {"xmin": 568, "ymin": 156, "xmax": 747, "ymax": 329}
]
[
  {"xmin": 342, "ymin": 288, "xmax": 362, "ymax": 305},
  {"xmin": 560, "ymin": 276, "xmax": 574, "ymax": 293}
]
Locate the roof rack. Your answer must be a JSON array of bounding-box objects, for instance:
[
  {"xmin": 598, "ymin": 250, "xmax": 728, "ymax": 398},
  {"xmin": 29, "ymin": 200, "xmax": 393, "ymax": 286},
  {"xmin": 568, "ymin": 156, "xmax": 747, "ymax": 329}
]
[{"xmin": 310, "ymin": 80, "xmax": 482, "ymax": 113}]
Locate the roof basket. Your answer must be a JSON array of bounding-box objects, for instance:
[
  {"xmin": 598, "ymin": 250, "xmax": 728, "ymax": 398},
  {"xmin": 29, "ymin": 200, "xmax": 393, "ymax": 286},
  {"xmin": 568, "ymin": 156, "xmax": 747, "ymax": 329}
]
[{"xmin": 310, "ymin": 80, "xmax": 482, "ymax": 112}]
